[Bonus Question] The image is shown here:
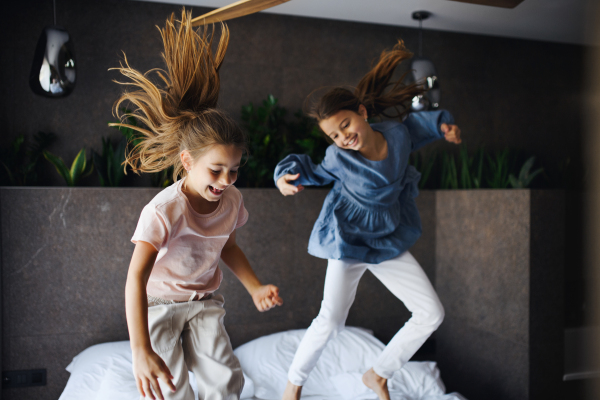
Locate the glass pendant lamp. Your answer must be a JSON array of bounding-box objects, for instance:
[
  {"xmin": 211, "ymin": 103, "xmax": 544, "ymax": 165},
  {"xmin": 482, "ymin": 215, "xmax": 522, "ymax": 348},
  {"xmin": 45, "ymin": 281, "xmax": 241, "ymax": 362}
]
[
  {"xmin": 29, "ymin": 0, "xmax": 76, "ymax": 97},
  {"xmin": 409, "ymin": 11, "xmax": 440, "ymax": 111}
]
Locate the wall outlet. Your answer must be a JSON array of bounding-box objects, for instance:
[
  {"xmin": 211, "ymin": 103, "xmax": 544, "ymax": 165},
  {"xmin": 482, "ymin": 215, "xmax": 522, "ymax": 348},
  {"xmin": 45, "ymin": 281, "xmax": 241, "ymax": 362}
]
[{"xmin": 2, "ymin": 369, "xmax": 46, "ymax": 388}]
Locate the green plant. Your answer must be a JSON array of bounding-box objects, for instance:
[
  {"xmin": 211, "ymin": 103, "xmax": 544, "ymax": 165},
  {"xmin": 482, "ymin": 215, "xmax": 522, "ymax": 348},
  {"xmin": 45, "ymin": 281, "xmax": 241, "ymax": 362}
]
[
  {"xmin": 43, "ymin": 148, "xmax": 93, "ymax": 186},
  {"xmin": 110, "ymin": 109, "xmax": 144, "ymax": 149},
  {"xmin": 486, "ymin": 149, "xmax": 512, "ymax": 189},
  {"xmin": 441, "ymin": 152, "xmax": 458, "ymax": 189},
  {"xmin": 409, "ymin": 145, "xmax": 553, "ymax": 190},
  {"xmin": 109, "ymin": 109, "xmax": 173, "ymax": 188},
  {"xmin": 509, "ymin": 156, "xmax": 543, "ymax": 188},
  {"xmin": 289, "ymin": 110, "xmax": 328, "ymax": 164},
  {"xmin": 0, "ymin": 132, "xmax": 55, "ymax": 185},
  {"xmin": 472, "ymin": 148, "xmax": 485, "ymax": 189},
  {"xmin": 151, "ymin": 166, "xmax": 174, "ymax": 188},
  {"xmin": 239, "ymin": 95, "xmax": 330, "ymax": 187},
  {"xmin": 458, "ymin": 145, "xmax": 484, "ymax": 189},
  {"xmin": 92, "ymin": 136, "xmax": 127, "ymax": 187},
  {"xmin": 240, "ymin": 95, "xmax": 290, "ymax": 187},
  {"xmin": 410, "ymin": 151, "xmax": 437, "ymax": 189}
]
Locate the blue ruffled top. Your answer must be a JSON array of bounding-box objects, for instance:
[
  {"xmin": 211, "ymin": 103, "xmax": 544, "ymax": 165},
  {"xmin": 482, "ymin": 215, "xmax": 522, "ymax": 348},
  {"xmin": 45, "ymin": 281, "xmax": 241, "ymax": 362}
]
[{"xmin": 274, "ymin": 110, "xmax": 454, "ymax": 264}]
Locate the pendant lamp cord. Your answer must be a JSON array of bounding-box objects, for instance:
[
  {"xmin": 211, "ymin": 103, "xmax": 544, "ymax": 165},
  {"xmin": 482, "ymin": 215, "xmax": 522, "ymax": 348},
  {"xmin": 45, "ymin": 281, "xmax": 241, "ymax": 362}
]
[
  {"xmin": 53, "ymin": 0, "xmax": 56, "ymax": 26},
  {"xmin": 418, "ymin": 18, "xmax": 423, "ymax": 58}
]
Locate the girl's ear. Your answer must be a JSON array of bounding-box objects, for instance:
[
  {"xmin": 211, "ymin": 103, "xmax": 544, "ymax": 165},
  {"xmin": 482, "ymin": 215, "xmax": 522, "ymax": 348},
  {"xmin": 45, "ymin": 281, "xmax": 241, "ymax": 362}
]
[
  {"xmin": 180, "ymin": 150, "xmax": 194, "ymax": 172},
  {"xmin": 358, "ymin": 104, "xmax": 368, "ymax": 120}
]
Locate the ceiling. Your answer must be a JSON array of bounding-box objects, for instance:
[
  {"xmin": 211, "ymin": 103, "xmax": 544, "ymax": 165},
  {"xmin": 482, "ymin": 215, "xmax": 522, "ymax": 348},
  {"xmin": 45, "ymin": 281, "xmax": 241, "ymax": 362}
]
[{"xmin": 136, "ymin": 0, "xmax": 597, "ymax": 46}]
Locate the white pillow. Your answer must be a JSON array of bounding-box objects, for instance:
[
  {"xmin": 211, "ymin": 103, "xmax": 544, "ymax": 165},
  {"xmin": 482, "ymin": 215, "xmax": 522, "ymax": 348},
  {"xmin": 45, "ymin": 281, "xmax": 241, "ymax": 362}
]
[
  {"xmin": 233, "ymin": 327, "xmax": 456, "ymax": 400},
  {"xmin": 59, "ymin": 341, "xmax": 255, "ymax": 400},
  {"xmin": 60, "ymin": 341, "xmax": 132, "ymax": 400}
]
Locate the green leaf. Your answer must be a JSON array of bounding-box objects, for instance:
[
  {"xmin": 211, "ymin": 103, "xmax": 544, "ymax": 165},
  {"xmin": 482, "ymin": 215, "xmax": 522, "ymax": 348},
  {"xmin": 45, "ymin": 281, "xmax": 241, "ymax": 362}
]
[
  {"xmin": 107, "ymin": 146, "xmax": 116, "ymax": 186},
  {"xmin": 93, "ymin": 150, "xmax": 108, "ymax": 186},
  {"xmin": 474, "ymin": 149, "xmax": 484, "ymax": 189},
  {"xmin": 526, "ymin": 168, "xmax": 543, "ymax": 186},
  {"xmin": 29, "ymin": 132, "xmax": 56, "ymax": 162},
  {"xmin": 0, "ymin": 161, "xmax": 15, "ymax": 185},
  {"xmin": 70, "ymin": 148, "xmax": 87, "ymax": 185},
  {"xmin": 459, "ymin": 146, "xmax": 472, "ymax": 189},
  {"xmin": 519, "ymin": 157, "xmax": 535, "ymax": 181},
  {"xmin": 82, "ymin": 160, "xmax": 94, "ymax": 179},
  {"xmin": 43, "ymin": 150, "xmax": 72, "ymax": 186},
  {"xmin": 113, "ymin": 136, "xmax": 128, "ymax": 187},
  {"xmin": 11, "ymin": 134, "xmax": 25, "ymax": 154},
  {"xmin": 509, "ymin": 174, "xmax": 519, "ymax": 188},
  {"xmin": 420, "ymin": 152, "xmax": 436, "ymax": 189}
]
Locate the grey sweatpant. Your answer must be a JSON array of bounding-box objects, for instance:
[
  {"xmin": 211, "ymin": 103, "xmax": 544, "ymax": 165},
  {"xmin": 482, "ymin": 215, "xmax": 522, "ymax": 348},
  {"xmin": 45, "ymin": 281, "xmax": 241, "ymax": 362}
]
[{"xmin": 144, "ymin": 294, "xmax": 243, "ymax": 400}]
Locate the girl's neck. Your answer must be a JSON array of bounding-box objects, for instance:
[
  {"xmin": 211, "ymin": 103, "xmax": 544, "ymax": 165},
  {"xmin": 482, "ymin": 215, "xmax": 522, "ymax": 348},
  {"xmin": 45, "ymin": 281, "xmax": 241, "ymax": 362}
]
[
  {"xmin": 359, "ymin": 126, "xmax": 388, "ymax": 161},
  {"xmin": 182, "ymin": 178, "xmax": 220, "ymax": 215}
]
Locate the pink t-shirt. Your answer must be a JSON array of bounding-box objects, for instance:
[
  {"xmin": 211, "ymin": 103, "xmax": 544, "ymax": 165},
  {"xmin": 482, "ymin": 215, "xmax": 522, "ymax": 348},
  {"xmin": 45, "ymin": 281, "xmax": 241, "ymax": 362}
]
[{"xmin": 131, "ymin": 178, "xmax": 248, "ymax": 301}]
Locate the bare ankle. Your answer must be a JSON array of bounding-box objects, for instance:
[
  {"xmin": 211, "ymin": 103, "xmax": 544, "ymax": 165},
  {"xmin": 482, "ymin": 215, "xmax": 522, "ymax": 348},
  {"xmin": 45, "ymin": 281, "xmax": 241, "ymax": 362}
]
[
  {"xmin": 282, "ymin": 381, "xmax": 302, "ymax": 400},
  {"xmin": 362, "ymin": 369, "xmax": 390, "ymax": 400},
  {"xmin": 287, "ymin": 382, "xmax": 301, "ymax": 392}
]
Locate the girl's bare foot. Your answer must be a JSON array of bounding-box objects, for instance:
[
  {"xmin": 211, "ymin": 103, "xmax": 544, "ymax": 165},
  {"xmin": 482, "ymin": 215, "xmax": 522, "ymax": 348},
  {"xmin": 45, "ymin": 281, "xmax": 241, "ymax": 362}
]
[
  {"xmin": 282, "ymin": 381, "xmax": 302, "ymax": 400},
  {"xmin": 362, "ymin": 368, "xmax": 390, "ymax": 400}
]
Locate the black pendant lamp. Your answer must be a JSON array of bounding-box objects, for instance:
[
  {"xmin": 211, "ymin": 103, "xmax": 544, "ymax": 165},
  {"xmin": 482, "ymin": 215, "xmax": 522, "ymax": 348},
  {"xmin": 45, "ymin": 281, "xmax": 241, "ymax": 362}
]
[
  {"xmin": 410, "ymin": 11, "xmax": 440, "ymax": 111},
  {"xmin": 29, "ymin": 0, "xmax": 76, "ymax": 97}
]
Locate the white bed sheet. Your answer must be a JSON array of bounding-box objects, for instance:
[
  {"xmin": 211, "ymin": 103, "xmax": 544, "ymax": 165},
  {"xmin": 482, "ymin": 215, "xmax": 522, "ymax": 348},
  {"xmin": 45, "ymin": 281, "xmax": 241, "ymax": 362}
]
[
  {"xmin": 59, "ymin": 327, "xmax": 467, "ymax": 400},
  {"xmin": 235, "ymin": 327, "xmax": 467, "ymax": 400}
]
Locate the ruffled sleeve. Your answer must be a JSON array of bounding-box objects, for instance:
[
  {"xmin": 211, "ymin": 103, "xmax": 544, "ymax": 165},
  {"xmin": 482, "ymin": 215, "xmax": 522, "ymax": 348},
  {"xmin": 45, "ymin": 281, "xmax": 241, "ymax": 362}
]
[
  {"xmin": 273, "ymin": 146, "xmax": 340, "ymax": 187},
  {"xmin": 403, "ymin": 110, "xmax": 455, "ymax": 152}
]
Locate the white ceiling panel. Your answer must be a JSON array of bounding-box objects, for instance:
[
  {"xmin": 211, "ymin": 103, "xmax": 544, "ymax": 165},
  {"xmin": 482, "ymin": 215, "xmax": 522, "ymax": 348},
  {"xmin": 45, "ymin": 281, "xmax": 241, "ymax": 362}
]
[{"xmin": 134, "ymin": 0, "xmax": 597, "ymax": 46}]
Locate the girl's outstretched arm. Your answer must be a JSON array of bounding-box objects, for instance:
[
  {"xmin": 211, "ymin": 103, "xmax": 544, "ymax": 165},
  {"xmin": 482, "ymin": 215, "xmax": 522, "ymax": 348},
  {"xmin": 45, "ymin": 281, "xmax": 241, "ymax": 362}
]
[
  {"xmin": 274, "ymin": 147, "xmax": 340, "ymax": 196},
  {"xmin": 125, "ymin": 241, "xmax": 176, "ymax": 400},
  {"xmin": 221, "ymin": 230, "xmax": 283, "ymax": 312},
  {"xmin": 404, "ymin": 110, "xmax": 459, "ymax": 151}
]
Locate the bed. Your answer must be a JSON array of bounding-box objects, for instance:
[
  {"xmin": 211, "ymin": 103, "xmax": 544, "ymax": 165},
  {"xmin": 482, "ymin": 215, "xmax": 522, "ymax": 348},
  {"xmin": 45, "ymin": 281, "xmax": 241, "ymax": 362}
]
[{"xmin": 58, "ymin": 326, "xmax": 466, "ymax": 400}]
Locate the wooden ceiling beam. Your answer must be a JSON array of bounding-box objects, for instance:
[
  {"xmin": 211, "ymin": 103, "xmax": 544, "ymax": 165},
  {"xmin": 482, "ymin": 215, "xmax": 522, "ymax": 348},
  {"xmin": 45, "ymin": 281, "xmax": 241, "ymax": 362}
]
[
  {"xmin": 191, "ymin": 0, "xmax": 290, "ymax": 26},
  {"xmin": 448, "ymin": 0, "xmax": 525, "ymax": 9}
]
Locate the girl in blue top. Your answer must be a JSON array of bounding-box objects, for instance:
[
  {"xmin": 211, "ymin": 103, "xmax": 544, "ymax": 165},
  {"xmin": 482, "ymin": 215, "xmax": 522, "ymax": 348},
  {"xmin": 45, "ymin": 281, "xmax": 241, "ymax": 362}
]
[{"xmin": 274, "ymin": 40, "xmax": 461, "ymax": 400}]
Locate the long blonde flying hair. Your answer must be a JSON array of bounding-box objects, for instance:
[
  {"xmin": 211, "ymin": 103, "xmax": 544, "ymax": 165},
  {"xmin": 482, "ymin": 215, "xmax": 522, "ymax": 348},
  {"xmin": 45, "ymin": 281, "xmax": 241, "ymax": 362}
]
[{"xmin": 111, "ymin": 9, "xmax": 246, "ymax": 181}]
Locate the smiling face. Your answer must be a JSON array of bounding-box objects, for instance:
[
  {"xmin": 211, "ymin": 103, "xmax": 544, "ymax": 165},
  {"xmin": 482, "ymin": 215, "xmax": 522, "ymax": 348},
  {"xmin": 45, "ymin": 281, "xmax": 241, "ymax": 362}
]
[
  {"xmin": 318, "ymin": 105, "xmax": 371, "ymax": 151},
  {"xmin": 181, "ymin": 144, "xmax": 243, "ymax": 203}
]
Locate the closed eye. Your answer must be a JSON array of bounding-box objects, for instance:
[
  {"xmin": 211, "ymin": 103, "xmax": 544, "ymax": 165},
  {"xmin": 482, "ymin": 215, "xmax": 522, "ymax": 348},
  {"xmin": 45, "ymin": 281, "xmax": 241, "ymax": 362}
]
[{"xmin": 210, "ymin": 169, "xmax": 220, "ymax": 174}]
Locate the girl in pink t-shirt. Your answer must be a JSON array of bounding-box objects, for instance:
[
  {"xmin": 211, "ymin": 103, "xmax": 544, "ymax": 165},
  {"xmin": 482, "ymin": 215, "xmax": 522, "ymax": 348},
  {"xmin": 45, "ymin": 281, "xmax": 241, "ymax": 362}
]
[{"xmin": 113, "ymin": 11, "xmax": 283, "ymax": 400}]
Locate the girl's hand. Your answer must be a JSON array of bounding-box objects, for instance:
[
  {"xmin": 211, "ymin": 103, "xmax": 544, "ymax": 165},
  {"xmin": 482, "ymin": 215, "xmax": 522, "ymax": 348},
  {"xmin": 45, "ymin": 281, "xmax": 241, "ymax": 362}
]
[
  {"xmin": 251, "ymin": 284, "xmax": 283, "ymax": 312},
  {"xmin": 132, "ymin": 347, "xmax": 176, "ymax": 400},
  {"xmin": 276, "ymin": 173, "xmax": 304, "ymax": 196},
  {"xmin": 441, "ymin": 123, "xmax": 462, "ymax": 144}
]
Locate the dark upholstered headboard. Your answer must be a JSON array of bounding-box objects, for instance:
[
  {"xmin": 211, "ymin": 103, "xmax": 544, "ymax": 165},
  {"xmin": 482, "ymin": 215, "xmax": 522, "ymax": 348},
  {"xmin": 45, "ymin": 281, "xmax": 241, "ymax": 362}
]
[{"xmin": 0, "ymin": 187, "xmax": 435, "ymax": 400}]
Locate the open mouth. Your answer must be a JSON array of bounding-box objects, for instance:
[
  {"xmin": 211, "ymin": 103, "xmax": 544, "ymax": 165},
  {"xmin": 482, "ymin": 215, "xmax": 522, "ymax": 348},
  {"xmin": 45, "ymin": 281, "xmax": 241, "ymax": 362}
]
[
  {"xmin": 345, "ymin": 135, "xmax": 358, "ymax": 147},
  {"xmin": 209, "ymin": 185, "xmax": 225, "ymax": 196}
]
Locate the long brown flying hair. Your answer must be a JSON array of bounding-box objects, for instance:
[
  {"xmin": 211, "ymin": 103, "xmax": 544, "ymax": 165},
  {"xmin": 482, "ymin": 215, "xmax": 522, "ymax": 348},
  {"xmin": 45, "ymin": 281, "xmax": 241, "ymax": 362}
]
[
  {"xmin": 111, "ymin": 9, "xmax": 246, "ymax": 181},
  {"xmin": 307, "ymin": 40, "xmax": 425, "ymax": 123}
]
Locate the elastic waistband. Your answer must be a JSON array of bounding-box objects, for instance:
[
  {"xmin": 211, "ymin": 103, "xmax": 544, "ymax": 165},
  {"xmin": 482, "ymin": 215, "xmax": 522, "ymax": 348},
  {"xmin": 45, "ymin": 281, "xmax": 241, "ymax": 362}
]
[{"xmin": 147, "ymin": 293, "xmax": 212, "ymax": 307}]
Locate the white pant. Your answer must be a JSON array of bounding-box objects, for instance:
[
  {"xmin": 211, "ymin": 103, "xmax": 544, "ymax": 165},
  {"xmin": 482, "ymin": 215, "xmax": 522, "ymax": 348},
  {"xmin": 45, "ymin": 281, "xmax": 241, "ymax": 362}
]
[
  {"xmin": 145, "ymin": 294, "xmax": 244, "ymax": 400},
  {"xmin": 288, "ymin": 252, "xmax": 444, "ymax": 385}
]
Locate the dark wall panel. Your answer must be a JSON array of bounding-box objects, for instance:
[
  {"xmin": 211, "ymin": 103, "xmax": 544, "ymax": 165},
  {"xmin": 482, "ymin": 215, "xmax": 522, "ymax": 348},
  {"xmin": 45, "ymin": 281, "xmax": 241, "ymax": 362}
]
[
  {"xmin": 0, "ymin": 187, "xmax": 435, "ymax": 400},
  {"xmin": 1, "ymin": 0, "xmax": 585, "ymax": 187}
]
